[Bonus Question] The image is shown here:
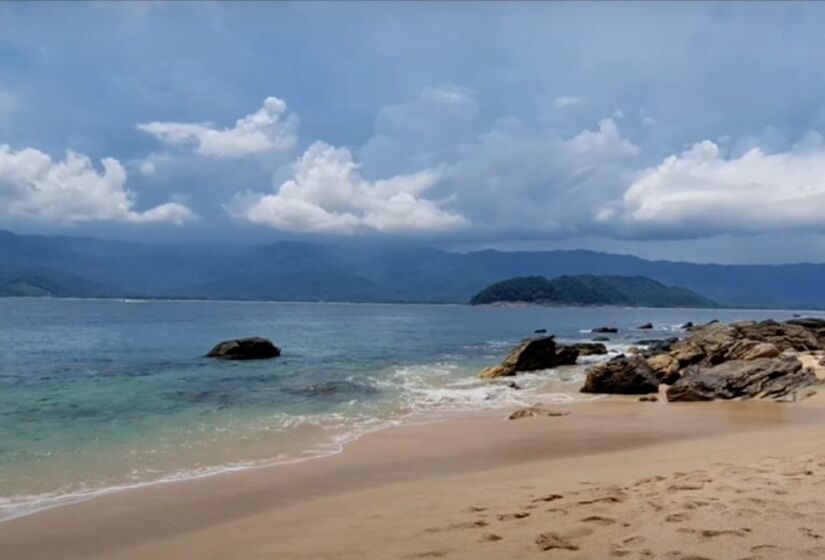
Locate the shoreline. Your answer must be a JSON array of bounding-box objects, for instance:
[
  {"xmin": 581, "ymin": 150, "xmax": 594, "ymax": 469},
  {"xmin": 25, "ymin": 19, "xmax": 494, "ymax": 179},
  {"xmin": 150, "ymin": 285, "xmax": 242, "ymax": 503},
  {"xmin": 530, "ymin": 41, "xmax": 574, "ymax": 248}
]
[{"xmin": 4, "ymin": 395, "xmax": 825, "ymax": 559}]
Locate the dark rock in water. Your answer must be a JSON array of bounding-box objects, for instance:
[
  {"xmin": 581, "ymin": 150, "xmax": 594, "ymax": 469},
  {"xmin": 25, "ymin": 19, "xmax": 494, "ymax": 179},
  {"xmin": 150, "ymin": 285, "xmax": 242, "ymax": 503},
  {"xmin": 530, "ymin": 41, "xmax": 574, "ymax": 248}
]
[
  {"xmin": 635, "ymin": 337, "xmax": 678, "ymax": 356},
  {"xmin": 637, "ymin": 323, "xmax": 654, "ymax": 330},
  {"xmin": 534, "ymin": 328, "xmax": 548, "ymax": 333},
  {"xmin": 580, "ymin": 355, "xmax": 660, "ymax": 394},
  {"xmin": 592, "ymin": 326, "xmax": 618, "ymax": 334},
  {"xmin": 479, "ymin": 336, "xmax": 579, "ymax": 379},
  {"xmin": 680, "ymin": 321, "xmax": 694, "ymax": 330},
  {"xmin": 207, "ymin": 337, "xmax": 281, "ymax": 360},
  {"xmin": 666, "ymin": 356, "xmax": 819, "ymax": 402},
  {"xmin": 592, "ymin": 336, "xmax": 611, "ymax": 342},
  {"xmin": 568, "ymin": 342, "xmax": 608, "ymax": 356}
]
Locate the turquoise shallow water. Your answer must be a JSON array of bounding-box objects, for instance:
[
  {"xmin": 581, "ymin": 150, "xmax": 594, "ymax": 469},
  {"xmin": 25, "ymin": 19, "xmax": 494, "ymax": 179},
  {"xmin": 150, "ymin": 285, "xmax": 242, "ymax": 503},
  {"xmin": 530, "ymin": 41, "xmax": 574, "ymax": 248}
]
[{"xmin": 0, "ymin": 298, "xmax": 815, "ymax": 520}]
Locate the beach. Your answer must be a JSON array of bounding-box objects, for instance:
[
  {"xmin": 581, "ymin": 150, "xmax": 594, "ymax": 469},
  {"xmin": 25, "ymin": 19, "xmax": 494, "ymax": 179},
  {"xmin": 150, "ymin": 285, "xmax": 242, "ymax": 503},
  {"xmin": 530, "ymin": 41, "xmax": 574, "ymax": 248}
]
[{"xmin": 4, "ymin": 387, "xmax": 825, "ymax": 559}]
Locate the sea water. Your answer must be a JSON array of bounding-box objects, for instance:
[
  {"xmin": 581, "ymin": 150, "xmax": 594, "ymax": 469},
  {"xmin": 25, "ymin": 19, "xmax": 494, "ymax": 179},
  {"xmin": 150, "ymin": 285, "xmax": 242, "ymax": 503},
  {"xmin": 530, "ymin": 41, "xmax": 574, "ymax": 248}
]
[{"xmin": 0, "ymin": 298, "xmax": 810, "ymax": 520}]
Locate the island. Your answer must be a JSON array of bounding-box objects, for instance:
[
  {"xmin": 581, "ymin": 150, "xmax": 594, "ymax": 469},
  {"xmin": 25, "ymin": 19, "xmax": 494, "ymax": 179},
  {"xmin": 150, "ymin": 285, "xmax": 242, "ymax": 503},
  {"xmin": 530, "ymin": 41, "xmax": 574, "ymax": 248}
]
[{"xmin": 469, "ymin": 274, "xmax": 717, "ymax": 308}]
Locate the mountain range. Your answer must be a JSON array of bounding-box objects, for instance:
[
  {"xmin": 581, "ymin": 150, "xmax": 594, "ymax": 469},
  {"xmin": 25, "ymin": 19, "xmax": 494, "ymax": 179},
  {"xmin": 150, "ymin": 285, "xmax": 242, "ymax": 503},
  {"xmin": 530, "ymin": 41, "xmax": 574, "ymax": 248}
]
[{"xmin": 1, "ymin": 229, "xmax": 824, "ymax": 308}]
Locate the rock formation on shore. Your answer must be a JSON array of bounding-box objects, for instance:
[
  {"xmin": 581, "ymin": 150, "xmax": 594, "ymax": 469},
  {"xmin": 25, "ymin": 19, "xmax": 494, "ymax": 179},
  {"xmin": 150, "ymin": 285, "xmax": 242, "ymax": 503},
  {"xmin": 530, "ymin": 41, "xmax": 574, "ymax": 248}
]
[
  {"xmin": 479, "ymin": 336, "xmax": 579, "ymax": 379},
  {"xmin": 581, "ymin": 319, "xmax": 824, "ymax": 402},
  {"xmin": 206, "ymin": 337, "xmax": 282, "ymax": 360},
  {"xmin": 580, "ymin": 355, "xmax": 660, "ymax": 394}
]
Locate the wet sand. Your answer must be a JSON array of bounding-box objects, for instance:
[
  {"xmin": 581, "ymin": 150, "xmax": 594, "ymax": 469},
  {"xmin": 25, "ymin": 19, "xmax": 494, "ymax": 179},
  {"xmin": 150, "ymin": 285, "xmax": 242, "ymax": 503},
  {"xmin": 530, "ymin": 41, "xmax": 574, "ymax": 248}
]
[{"xmin": 3, "ymin": 391, "xmax": 825, "ymax": 560}]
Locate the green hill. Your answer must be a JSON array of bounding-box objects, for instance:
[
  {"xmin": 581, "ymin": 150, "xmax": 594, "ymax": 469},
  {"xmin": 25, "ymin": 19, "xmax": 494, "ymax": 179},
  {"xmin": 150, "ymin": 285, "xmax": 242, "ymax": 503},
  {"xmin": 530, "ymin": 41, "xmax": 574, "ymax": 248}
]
[{"xmin": 469, "ymin": 275, "xmax": 717, "ymax": 308}]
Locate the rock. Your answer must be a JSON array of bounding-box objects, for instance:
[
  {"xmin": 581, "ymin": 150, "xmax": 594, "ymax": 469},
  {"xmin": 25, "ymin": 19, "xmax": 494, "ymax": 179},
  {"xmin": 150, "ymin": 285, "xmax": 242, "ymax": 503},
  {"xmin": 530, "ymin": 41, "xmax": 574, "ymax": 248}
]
[
  {"xmin": 568, "ymin": 342, "xmax": 608, "ymax": 356},
  {"xmin": 580, "ymin": 355, "xmax": 660, "ymax": 394},
  {"xmin": 508, "ymin": 405, "xmax": 571, "ymax": 420},
  {"xmin": 636, "ymin": 337, "xmax": 679, "ymax": 356},
  {"xmin": 680, "ymin": 321, "xmax": 694, "ymax": 330},
  {"xmin": 666, "ymin": 356, "xmax": 819, "ymax": 402},
  {"xmin": 786, "ymin": 318, "xmax": 825, "ymax": 345},
  {"xmin": 669, "ymin": 323, "xmax": 744, "ymax": 367},
  {"xmin": 637, "ymin": 322, "xmax": 654, "ymax": 330},
  {"xmin": 506, "ymin": 381, "xmax": 521, "ymax": 390},
  {"xmin": 592, "ymin": 326, "xmax": 618, "ymax": 333},
  {"xmin": 478, "ymin": 336, "xmax": 580, "ymax": 379},
  {"xmin": 647, "ymin": 354, "xmax": 681, "ymax": 384},
  {"xmin": 479, "ymin": 364, "xmax": 516, "ymax": 379},
  {"xmin": 206, "ymin": 337, "xmax": 281, "ymax": 360},
  {"xmin": 733, "ymin": 320, "xmax": 820, "ymax": 352},
  {"xmin": 639, "ymin": 395, "xmax": 658, "ymax": 402},
  {"xmin": 728, "ymin": 340, "xmax": 781, "ymax": 361},
  {"xmin": 534, "ymin": 328, "xmax": 548, "ymax": 333},
  {"xmin": 592, "ymin": 336, "xmax": 611, "ymax": 342}
]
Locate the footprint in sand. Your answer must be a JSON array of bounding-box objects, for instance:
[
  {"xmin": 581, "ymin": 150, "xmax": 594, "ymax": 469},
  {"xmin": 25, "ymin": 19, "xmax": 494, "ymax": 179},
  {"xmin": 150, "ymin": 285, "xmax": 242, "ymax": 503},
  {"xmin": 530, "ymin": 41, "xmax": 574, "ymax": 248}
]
[
  {"xmin": 665, "ymin": 512, "xmax": 690, "ymax": 523},
  {"xmin": 582, "ymin": 515, "xmax": 617, "ymax": 526},
  {"xmin": 535, "ymin": 532, "xmax": 579, "ymax": 551},
  {"xmin": 481, "ymin": 533, "xmax": 503, "ymax": 542},
  {"xmin": 531, "ymin": 493, "xmax": 563, "ymax": 503},
  {"xmin": 497, "ymin": 512, "xmax": 530, "ymax": 521},
  {"xmin": 424, "ymin": 520, "xmax": 488, "ymax": 533}
]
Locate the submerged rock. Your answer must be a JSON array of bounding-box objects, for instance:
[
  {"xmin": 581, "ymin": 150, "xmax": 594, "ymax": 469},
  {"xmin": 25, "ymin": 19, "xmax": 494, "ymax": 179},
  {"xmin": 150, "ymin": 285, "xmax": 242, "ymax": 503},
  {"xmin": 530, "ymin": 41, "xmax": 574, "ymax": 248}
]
[
  {"xmin": 592, "ymin": 335, "xmax": 611, "ymax": 342},
  {"xmin": 580, "ymin": 355, "xmax": 660, "ymax": 394},
  {"xmin": 206, "ymin": 337, "xmax": 281, "ymax": 360},
  {"xmin": 569, "ymin": 342, "xmax": 608, "ymax": 356},
  {"xmin": 592, "ymin": 326, "xmax": 618, "ymax": 333},
  {"xmin": 479, "ymin": 336, "xmax": 580, "ymax": 379},
  {"xmin": 637, "ymin": 322, "xmax": 654, "ymax": 330},
  {"xmin": 666, "ymin": 356, "xmax": 819, "ymax": 402},
  {"xmin": 636, "ymin": 337, "xmax": 679, "ymax": 357}
]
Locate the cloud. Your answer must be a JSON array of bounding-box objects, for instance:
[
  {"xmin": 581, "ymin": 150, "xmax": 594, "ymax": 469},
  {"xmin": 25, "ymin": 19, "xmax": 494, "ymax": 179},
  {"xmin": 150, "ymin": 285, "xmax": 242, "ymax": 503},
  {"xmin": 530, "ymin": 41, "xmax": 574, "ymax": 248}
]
[
  {"xmin": 231, "ymin": 141, "xmax": 466, "ymax": 234},
  {"xmin": 553, "ymin": 96, "xmax": 584, "ymax": 109},
  {"xmin": 0, "ymin": 145, "xmax": 194, "ymax": 224},
  {"xmin": 602, "ymin": 139, "xmax": 825, "ymax": 237},
  {"xmin": 138, "ymin": 97, "xmax": 298, "ymax": 158}
]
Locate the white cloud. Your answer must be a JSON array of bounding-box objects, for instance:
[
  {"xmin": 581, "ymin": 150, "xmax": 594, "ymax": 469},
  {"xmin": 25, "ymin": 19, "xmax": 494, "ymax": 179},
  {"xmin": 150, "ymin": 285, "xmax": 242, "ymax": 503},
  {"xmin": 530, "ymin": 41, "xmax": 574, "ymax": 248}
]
[
  {"xmin": 138, "ymin": 97, "xmax": 298, "ymax": 158},
  {"xmin": 553, "ymin": 96, "xmax": 583, "ymax": 109},
  {"xmin": 603, "ymin": 140, "xmax": 825, "ymax": 236},
  {"xmin": 0, "ymin": 145, "xmax": 194, "ymax": 224},
  {"xmin": 231, "ymin": 141, "xmax": 466, "ymax": 234},
  {"xmin": 139, "ymin": 159, "xmax": 156, "ymax": 175}
]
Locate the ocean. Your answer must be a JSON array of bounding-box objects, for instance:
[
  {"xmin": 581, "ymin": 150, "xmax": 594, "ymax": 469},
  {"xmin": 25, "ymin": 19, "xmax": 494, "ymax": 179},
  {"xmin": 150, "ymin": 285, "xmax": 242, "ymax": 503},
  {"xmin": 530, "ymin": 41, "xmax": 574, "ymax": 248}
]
[{"xmin": 0, "ymin": 298, "xmax": 810, "ymax": 521}]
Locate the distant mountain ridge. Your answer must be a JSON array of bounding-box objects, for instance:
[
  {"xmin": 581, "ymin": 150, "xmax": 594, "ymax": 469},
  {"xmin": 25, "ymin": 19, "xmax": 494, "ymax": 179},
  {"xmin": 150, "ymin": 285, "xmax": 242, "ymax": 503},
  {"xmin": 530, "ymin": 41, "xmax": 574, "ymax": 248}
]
[
  {"xmin": 1, "ymin": 229, "xmax": 824, "ymax": 308},
  {"xmin": 469, "ymin": 275, "xmax": 717, "ymax": 308}
]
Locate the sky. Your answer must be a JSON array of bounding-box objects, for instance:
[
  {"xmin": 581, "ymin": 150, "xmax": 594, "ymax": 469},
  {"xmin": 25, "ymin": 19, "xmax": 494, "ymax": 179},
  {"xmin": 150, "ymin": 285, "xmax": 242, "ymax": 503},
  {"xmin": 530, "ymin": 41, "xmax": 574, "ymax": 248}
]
[{"xmin": 2, "ymin": 1, "xmax": 825, "ymax": 263}]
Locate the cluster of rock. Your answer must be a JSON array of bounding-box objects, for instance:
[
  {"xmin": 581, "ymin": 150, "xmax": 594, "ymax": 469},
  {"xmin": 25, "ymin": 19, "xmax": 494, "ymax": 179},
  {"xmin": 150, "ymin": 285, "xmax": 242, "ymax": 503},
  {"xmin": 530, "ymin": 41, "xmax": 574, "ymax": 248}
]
[
  {"xmin": 582, "ymin": 319, "xmax": 824, "ymax": 402},
  {"xmin": 479, "ymin": 336, "xmax": 606, "ymax": 379}
]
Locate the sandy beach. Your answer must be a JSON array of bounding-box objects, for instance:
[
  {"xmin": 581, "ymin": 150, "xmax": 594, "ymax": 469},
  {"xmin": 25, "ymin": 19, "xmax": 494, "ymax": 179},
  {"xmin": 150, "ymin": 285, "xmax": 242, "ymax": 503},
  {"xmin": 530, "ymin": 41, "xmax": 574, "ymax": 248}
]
[{"xmin": 4, "ymin": 379, "xmax": 825, "ymax": 560}]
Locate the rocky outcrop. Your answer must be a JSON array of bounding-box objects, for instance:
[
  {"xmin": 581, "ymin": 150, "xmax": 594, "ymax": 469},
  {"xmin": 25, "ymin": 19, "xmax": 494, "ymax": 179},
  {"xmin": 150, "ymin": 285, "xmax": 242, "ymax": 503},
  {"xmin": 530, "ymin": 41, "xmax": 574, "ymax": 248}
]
[
  {"xmin": 479, "ymin": 336, "xmax": 579, "ymax": 379},
  {"xmin": 581, "ymin": 355, "xmax": 660, "ymax": 394},
  {"xmin": 666, "ymin": 356, "xmax": 819, "ymax": 402},
  {"xmin": 647, "ymin": 354, "xmax": 681, "ymax": 384},
  {"xmin": 592, "ymin": 326, "xmax": 618, "ymax": 333},
  {"xmin": 786, "ymin": 317, "xmax": 825, "ymax": 343},
  {"xmin": 668, "ymin": 323, "xmax": 791, "ymax": 367},
  {"xmin": 569, "ymin": 342, "xmax": 608, "ymax": 356},
  {"xmin": 637, "ymin": 323, "xmax": 654, "ymax": 330},
  {"xmin": 206, "ymin": 337, "xmax": 281, "ymax": 360}
]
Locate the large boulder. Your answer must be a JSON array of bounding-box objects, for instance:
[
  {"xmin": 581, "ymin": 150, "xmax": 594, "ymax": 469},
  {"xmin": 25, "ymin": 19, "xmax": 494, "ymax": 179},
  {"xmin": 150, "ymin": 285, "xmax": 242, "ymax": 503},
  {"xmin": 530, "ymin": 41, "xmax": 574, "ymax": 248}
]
[
  {"xmin": 647, "ymin": 354, "xmax": 681, "ymax": 384},
  {"xmin": 733, "ymin": 320, "xmax": 820, "ymax": 352},
  {"xmin": 666, "ymin": 356, "xmax": 819, "ymax": 402},
  {"xmin": 207, "ymin": 337, "xmax": 281, "ymax": 360},
  {"xmin": 479, "ymin": 336, "xmax": 579, "ymax": 379},
  {"xmin": 581, "ymin": 355, "xmax": 660, "ymax": 394},
  {"xmin": 669, "ymin": 322, "xmax": 793, "ymax": 367}
]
